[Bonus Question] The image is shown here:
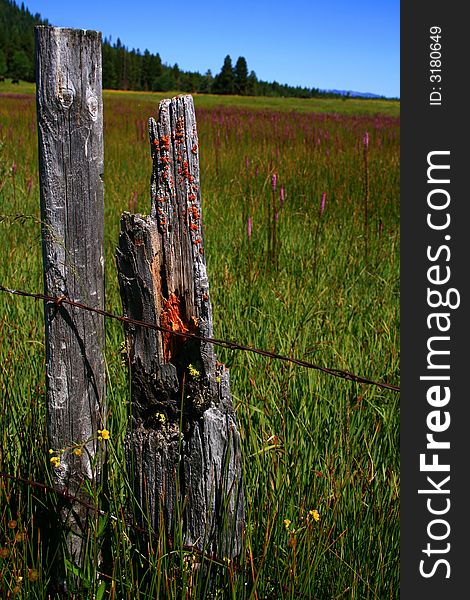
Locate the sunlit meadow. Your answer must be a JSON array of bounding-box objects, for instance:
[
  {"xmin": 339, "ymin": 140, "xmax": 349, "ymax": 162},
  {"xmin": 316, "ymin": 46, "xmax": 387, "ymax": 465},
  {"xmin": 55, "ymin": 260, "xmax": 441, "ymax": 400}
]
[{"xmin": 0, "ymin": 84, "xmax": 399, "ymax": 599}]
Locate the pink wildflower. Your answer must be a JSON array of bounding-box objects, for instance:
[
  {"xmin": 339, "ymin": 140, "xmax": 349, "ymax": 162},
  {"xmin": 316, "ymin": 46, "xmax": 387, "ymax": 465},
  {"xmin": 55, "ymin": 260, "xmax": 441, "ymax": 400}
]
[{"xmin": 320, "ymin": 192, "xmax": 326, "ymax": 217}]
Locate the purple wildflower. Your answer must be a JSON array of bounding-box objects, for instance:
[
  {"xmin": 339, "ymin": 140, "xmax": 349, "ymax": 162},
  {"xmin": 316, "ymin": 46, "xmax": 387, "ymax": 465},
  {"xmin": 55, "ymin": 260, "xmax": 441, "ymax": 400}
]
[
  {"xmin": 247, "ymin": 216, "xmax": 252, "ymax": 238},
  {"xmin": 319, "ymin": 192, "xmax": 326, "ymax": 217},
  {"xmin": 271, "ymin": 173, "xmax": 277, "ymax": 191},
  {"xmin": 280, "ymin": 186, "xmax": 285, "ymax": 206}
]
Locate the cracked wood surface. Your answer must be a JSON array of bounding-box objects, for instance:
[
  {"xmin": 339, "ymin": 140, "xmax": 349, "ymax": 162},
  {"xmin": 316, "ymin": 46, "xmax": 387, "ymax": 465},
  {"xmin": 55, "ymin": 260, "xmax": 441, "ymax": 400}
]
[
  {"xmin": 116, "ymin": 95, "xmax": 244, "ymax": 557},
  {"xmin": 36, "ymin": 26, "xmax": 105, "ymax": 569}
]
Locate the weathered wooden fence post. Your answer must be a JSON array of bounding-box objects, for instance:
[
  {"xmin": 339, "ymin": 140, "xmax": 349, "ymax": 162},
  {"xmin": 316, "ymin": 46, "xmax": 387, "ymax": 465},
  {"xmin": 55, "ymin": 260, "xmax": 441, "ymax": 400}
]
[
  {"xmin": 116, "ymin": 95, "xmax": 244, "ymax": 558},
  {"xmin": 35, "ymin": 25, "xmax": 105, "ymax": 573}
]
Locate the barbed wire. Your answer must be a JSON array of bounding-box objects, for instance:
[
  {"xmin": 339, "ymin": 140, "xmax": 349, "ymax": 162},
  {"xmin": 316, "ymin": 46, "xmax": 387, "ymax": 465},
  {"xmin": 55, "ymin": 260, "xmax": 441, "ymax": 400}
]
[
  {"xmin": 0, "ymin": 471, "xmax": 232, "ymax": 567},
  {"xmin": 0, "ymin": 284, "xmax": 400, "ymax": 392}
]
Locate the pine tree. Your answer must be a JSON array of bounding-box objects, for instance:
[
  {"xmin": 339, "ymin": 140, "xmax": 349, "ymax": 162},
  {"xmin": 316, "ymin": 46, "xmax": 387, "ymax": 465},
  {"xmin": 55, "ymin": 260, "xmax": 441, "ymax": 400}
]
[
  {"xmin": 149, "ymin": 53, "xmax": 163, "ymax": 89},
  {"xmin": 171, "ymin": 63, "xmax": 181, "ymax": 90},
  {"xmin": 0, "ymin": 49, "xmax": 7, "ymax": 76},
  {"xmin": 127, "ymin": 48, "xmax": 141, "ymax": 90},
  {"xmin": 234, "ymin": 56, "xmax": 248, "ymax": 95},
  {"xmin": 102, "ymin": 39, "xmax": 117, "ymax": 88},
  {"xmin": 213, "ymin": 55, "xmax": 234, "ymax": 94},
  {"xmin": 247, "ymin": 70, "xmax": 258, "ymax": 96},
  {"xmin": 0, "ymin": 0, "xmax": 47, "ymax": 81},
  {"xmin": 199, "ymin": 69, "xmax": 213, "ymax": 94},
  {"xmin": 11, "ymin": 48, "xmax": 31, "ymax": 79},
  {"xmin": 141, "ymin": 49, "xmax": 152, "ymax": 90}
]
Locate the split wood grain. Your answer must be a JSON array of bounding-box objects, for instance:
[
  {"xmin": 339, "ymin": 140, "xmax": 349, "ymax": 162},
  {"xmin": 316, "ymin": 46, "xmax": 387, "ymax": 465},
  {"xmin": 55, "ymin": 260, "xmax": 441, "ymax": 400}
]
[
  {"xmin": 36, "ymin": 25, "xmax": 105, "ymax": 569},
  {"xmin": 116, "ymin": 95, "xmax": 244, "ymax": 557}
]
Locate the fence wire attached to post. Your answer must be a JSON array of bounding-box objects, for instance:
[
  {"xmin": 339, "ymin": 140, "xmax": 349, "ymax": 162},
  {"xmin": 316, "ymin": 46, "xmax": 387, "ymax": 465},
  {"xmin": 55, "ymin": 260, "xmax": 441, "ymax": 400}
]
[
  {"xmin": 0, "ymin": 283, "xmax": 400, "ymax": 393},
  {"xmin": 116, "ymin": 95, "xmax": 245, "ymax": 559}
]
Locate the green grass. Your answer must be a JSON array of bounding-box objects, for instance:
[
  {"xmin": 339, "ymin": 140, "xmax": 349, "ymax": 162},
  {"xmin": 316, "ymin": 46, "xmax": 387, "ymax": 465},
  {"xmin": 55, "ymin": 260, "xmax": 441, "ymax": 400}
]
[
  {"xmin": 0, "ymin": 79, "xmax": 36, "ymax": 95},
  {"xmin": 0, "ymin": 79, "xmax": 400, "ymax": 117},
  {"xmin": 0, "ymin": 87, "xmax": 399, "ymax": 598}
]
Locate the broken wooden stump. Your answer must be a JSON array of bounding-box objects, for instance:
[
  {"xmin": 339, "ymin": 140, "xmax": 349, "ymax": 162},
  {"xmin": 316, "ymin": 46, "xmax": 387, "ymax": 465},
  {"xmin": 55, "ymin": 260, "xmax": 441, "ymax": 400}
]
[{"xmin": 116, "ymin": 95, "xmax": 244, "ymax": 558}]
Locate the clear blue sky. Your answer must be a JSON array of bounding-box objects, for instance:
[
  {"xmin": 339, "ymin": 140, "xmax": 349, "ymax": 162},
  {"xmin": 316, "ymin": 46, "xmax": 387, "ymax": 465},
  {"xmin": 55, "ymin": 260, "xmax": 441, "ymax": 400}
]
[{"xmin": 24, "ymin": 0, "xmax": 400, "ymax": 98}]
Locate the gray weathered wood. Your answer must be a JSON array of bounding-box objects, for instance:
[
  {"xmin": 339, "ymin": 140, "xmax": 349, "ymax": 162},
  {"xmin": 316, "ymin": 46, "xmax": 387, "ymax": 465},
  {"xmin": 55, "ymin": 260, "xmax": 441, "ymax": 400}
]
[
  {"xmin": 116, "ymin": 95, "xmax": 244, "ymax": 557},
  {"xmin": 35, "ymin": 26, "xmax": 105, "ymax": 568}
]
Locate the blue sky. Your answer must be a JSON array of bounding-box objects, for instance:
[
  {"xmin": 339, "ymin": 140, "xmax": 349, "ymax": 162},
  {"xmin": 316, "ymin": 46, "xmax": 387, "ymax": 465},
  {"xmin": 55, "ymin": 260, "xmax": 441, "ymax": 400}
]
[{"xmin": 24, "ymin": 0, "xmax": 399, "ymax": 98}]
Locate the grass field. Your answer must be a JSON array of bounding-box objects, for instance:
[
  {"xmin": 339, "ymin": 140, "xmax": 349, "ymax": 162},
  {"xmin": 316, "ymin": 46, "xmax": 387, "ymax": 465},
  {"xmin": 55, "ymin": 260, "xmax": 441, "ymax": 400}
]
[
  {"xmin": 0, "ymin": 79, "xmax": 400, "ymax": 116},
  {"xmin": 0, "ymin": 83, "xmax": 399, "ymax": 599}
]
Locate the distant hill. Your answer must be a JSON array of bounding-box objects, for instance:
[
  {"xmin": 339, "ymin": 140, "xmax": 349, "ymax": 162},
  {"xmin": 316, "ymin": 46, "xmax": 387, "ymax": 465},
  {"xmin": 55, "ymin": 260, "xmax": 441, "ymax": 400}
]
[{"xmin": 322, "ymin": 89, "xmax": 395, "ymax": 100}]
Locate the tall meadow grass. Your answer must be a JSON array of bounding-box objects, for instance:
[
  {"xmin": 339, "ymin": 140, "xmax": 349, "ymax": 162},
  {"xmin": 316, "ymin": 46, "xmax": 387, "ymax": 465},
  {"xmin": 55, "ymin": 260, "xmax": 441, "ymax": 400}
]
[{"xmin": 0, "ymin": 87, "xmax": 399, "ymax": 598}]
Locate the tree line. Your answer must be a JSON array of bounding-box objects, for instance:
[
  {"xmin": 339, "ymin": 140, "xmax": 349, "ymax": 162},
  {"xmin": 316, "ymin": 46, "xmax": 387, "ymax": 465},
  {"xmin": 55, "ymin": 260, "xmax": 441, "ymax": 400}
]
[
  {"xmin": 0, "ymin": 0, "xmax": 41, "ymax": 81},
  {"xmin": 0, "ymin": 0, "xmax": 330, "ymax": 98}
]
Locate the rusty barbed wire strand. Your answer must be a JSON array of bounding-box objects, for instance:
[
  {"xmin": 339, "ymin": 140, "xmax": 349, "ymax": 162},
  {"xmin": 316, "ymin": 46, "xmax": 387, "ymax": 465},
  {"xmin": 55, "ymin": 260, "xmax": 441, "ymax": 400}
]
[
  {"xmin": 0, "ymin": 470, "xmax": 232, "ymax": 567},
  {"xmin": 0, "ymin": 284, "xmax": 400, "ymax": 392}
]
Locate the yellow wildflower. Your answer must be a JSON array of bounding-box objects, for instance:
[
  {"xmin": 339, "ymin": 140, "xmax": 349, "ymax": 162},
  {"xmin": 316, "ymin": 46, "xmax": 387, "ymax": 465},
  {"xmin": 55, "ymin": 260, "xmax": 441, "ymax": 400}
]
[
  {"xmin": 155, "ymin": 412, "xmax": 166, "ymax": 424},
  {"xmin": 188, "ymin": 364, "xmax": 201, "ymax": 379},
  {"xmin": 309, "ymin": 509, "xmax": 320, "ymax": 522},
  {"xmin": 73, "ymin": 448, "xmax": 82, "ymax": 457},
  {"xmin": 98, "ymin": 429, "xmax": 110, "ymax": 440},
  {"xmin": 120, "ymin": 341, "xmax": 128, "ymax": 367},
  {"xmin": 50, "ymin": 456, "xmax": 60, "ymax": 468},
  {"xmin": 283, "ymin": 519, "xmax": 291, "ymax": 530}
]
